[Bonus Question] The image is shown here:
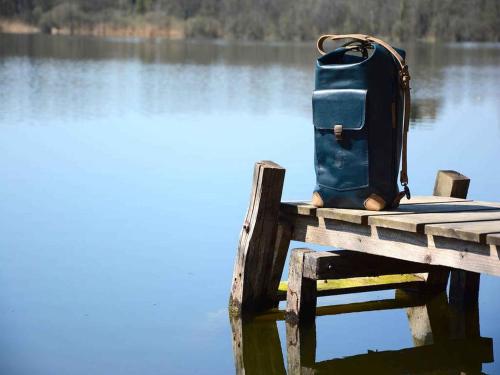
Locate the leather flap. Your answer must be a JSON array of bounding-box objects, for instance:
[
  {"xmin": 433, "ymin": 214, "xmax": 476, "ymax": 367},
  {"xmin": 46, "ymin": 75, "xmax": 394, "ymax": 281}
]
[{"xmin": 313, "ymin": 89, "xmax": 367, "ymax": 130}]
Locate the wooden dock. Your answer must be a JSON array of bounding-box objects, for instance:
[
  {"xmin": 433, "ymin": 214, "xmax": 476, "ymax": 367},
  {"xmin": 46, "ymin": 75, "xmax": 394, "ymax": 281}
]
[{"xmin": 229, "ymin": 161, "xmax": 500, "ymax": 316}]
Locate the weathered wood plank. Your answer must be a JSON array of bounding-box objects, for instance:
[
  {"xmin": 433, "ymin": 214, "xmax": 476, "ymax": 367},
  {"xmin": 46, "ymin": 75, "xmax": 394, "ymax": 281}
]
[
  {"xmin": 230, "ymin": 161, "xmax": 286, "ymax": 314},
  {"xmin": 276, "ymin": 274, "xmax": 425, "ymax": 300},
  {"xmin": 290, "ymin": 215, "xmax": 500, "ymax": 276},
  {"xmin": 425, "ymin": 220, "xmax": 500, "ymax": 243},
  {"xmin": 281, "ymin": 199, "xmax": 499, "ymax": 225},
  {"xmin": 302, "ymin": 250, "xmax": 444, "ymax": 280},
  {"xmin": 369, "ymin": 210, "xmax": 500, "ymax": 233},
  {"xmin": 280, "ymin": 196, "xmax": 470, "ymax": 219},
  {"xmin": 486, "ymin": 232, "xmax": 500, "ymax": 245}
]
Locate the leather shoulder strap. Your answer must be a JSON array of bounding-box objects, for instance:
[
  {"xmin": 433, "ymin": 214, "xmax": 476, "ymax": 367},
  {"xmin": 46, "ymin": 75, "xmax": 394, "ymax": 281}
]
[{"xmin": 317, "ymin": 34, "xmax": 411, "ymax": 199}]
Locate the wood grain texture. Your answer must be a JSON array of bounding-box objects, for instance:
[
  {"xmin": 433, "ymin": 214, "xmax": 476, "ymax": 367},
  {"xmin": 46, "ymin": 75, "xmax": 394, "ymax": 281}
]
[
  {"xmin": 229, "ymin": 161, "xmax": 285, "ymax": 314},
  {"xmin": 302, "ymin": 250, "xmax": 443, "ymax": 280},
  {"xmin": 265, "ymin": 220, "xmax": 292, "ymax": 307},
  {"xmin": 433, "ymin": 170, "xmax": 470, "ymax": 198},
  {"xmin": 276, "ymin": 274, "xmax": 425, "ymax": 300},
  {"xmin": 281, "ymin": 199, "xmax": 499, "ymax": 225},
  {"xmin": 425, "ymin": 220, "xmax": 500, "ymax": 243},
  {"xmin": 369, "ymin": 210, "xmax": 500, "ymax": 233},
  {"xmin": 486, "ymin": 233, "xmax": 500, "ymax": 245},
  {"xmin": 285, "ymin": 249, "xmax": 317, "ymax": 324},
  {"xmin": 291, "ymin": 215, "xmax": 500, "ymax": 276}
]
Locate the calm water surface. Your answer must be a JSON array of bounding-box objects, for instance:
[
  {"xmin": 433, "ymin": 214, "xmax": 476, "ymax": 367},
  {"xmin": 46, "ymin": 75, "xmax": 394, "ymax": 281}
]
[{"xmin": 0, "ymin": 34, "xmax": 499, "ymax": 374}]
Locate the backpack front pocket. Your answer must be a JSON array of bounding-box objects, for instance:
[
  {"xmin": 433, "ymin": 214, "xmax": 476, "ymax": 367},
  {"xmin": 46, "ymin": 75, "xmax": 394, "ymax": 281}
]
[{"xmin": 313, "ymin": 89, "xmax": 369, "ymax": 191}]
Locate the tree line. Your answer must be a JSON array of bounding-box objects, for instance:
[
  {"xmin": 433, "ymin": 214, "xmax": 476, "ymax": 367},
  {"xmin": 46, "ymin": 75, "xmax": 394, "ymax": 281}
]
[{"xmin": 1, "ymin": 0, "xmax": 498, "ymax": 42}]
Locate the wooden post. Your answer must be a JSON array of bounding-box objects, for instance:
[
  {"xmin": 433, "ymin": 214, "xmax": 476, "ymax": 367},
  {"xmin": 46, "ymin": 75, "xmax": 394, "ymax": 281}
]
[
  {"xmin": 285, "ymin": 249, "xmax": 317, "ymax": 325},
  {"xmin": 229, "ymin": 161, "xmax": 286, "ymax": 315},
  {"xmin": 433, "ymin": 170, "xmax": 470, "ymax": 198},
  {"xmin": 449, "ymin": 271, "xmax": 480, "ymax": 339},
  {"xmin": 422, "ymin": 170, "xmax": 471, "ymax": 292},
  {"xmin": 266, "ymin": 220, "xmax": 292, "ymax": 307}
]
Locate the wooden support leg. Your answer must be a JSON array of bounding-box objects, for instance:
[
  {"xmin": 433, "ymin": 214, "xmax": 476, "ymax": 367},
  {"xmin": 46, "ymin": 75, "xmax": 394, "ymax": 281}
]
[
  {"xmin": 229, "ymin": 161, "xmax": 286, "ymax": 315},
  {"xmin": 285, "ymin": 249, "xmax": 317, "ymax": 325},
  {"xmin": 421, "ymin": 170, "xmax": 471, "ymax": 293},
  {"xmin": 449, "ymin": 270, "xmax": 480, "ymax": 339},
  {"xmin": 266, "ymin": 220, "xmax": 292, "ymax": 308}
]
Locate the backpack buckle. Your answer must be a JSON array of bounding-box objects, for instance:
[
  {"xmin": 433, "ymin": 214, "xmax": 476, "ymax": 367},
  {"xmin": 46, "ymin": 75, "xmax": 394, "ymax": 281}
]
[{"xmin": 403, "ymin": 183, "xmax": 411, "ymax": 200}]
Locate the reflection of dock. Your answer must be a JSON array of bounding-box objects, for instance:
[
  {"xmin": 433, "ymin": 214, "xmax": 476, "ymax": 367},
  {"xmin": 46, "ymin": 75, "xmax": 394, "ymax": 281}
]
[{"xmin": 230, "ymin": 291, "xmax": 494, "ymax": 375}]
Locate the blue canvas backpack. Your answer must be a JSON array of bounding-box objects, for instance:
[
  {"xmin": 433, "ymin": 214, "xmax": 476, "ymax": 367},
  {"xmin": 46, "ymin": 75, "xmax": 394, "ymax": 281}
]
[{"xmin": 311, "ymin": 34, "xmax": 411, "ymax": 211}]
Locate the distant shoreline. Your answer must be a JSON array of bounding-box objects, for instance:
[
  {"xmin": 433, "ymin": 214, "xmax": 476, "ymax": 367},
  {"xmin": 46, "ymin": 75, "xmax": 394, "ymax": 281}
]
[{"xmin": 0, "ymin": 18, "xmax": 185, "ymax": 40}]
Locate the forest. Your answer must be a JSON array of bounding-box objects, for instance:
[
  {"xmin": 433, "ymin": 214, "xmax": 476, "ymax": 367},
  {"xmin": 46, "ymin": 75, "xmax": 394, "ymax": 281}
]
[{"xmin": 0, "ymin": 0, "xmax": 499, "ymax": 42}]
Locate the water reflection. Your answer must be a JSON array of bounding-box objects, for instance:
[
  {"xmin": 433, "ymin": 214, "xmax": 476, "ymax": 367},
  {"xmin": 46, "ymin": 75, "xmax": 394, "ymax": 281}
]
[
  {"xmin": 1, "ymin": 34, "xmax": 499, "ymax": 125},
  {"xmin": 230, "ymin": 291, "xmax": 493, "ymax": 374}
]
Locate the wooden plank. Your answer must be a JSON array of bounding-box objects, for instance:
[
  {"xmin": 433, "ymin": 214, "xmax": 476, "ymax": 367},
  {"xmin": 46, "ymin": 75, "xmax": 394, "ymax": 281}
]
[
  {"xmin": 302, "ymin": 250, "xmax": 444, "ymax": 280},
  {"xmin": 369, "ymin": 210, "xmax": 500, "ymax": 233},
  {"xmin": 280, "ymin": 196, "xmax": 470, "ymax": 219},
  {"xmin": 276, "ymin": 274, "xmax": 425, "ymax": 300},
  {"xmin": 282, "ymin": 199, "xmax": 499, "ymax": 225},
  {"xmin": 230, "ymin": 161, "xmax": 286, "ymax": 314},
  {"xmin": 425, "ymin": 220, "xmax": 500, "ymax": 243},
  {"xmin": 291, "ymin": 215, "xmax": 500, "ymax": 276},
  {"xmin": 486, "ymin": 232, "xmax": 500, "ymax": 246}
]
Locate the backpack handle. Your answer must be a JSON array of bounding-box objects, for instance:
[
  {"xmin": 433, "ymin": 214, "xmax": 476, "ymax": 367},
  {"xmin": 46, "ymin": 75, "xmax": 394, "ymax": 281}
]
[{"xmin": 317, "ymin": 34, "xmax": 411, "ymax": 200}]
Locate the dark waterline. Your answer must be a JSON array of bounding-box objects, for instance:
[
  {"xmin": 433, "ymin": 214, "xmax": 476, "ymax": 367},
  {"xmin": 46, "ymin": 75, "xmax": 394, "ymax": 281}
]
[{"xmin": 0, "ymin": 33, "xmax": 499, "ymax": 374}]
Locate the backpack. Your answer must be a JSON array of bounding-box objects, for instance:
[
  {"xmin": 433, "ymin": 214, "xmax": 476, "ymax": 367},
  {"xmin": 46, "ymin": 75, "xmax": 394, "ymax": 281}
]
[{"xmin": 311, "ymin": 34, "xmax": 411, "ymax": 211}]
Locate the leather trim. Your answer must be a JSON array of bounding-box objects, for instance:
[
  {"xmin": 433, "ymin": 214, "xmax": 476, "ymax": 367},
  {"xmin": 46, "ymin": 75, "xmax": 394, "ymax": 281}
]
[{"xmin": 363, "ymin": 193, "xmax": 386, "ymax": 211}]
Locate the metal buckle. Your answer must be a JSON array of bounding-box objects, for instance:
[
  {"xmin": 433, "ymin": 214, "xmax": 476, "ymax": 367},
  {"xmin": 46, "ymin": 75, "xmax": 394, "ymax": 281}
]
[{"xmin": 403, "ymin": 183, "xmax": 411, "ymax": 200}]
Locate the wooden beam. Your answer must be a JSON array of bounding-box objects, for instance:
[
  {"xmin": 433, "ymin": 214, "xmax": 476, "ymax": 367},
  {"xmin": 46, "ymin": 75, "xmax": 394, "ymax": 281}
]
[
  {"xmin": 229, "ymin": 161, "xmax": 285, "ymax": 314},
  {"xmin": 302, "ymin": 250, "xmax": 445, "ymax": 280},
  {"xmin": 290, "ymin": 215, "xmax": 500, "ymax": 276},
  {"xmin": 486, "ymin": 232, "xmax": 500, "ymax": 245},
  {"xmin": 276, "ymin": 274, "xmax": 425, "ymax": 300}
]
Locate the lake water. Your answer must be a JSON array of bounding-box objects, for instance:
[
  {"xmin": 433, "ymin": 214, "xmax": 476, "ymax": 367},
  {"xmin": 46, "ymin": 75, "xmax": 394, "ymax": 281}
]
[{"xmin": 0, "ymin": 33, "xmax": 499, "ymax": 374}]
